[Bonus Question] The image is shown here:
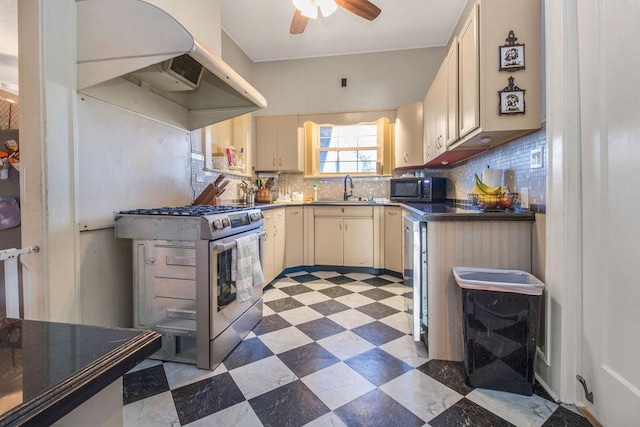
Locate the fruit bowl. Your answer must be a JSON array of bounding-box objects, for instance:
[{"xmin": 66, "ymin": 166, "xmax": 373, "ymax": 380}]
[{"xmin": 469, "ymin": 192, "xmax": 519, "ymax": 211}]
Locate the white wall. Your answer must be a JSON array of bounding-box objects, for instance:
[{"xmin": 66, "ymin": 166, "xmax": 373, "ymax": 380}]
[
  {"xmin": 18, "ymin": 0, "xmax": 223, "ymax": 325},
  {"xmin": 222, "ymin": 31, "xmax": 253, "ymax": 83},
  {"xmin": 252, "ymin": 47, "xmax": 447, "ymax": 116}
]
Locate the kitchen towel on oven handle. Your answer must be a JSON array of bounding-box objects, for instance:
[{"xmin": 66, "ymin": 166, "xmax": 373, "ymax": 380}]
[{"xmin": 231, "ymin": 234, "xmax": 265, "ymax": 301}]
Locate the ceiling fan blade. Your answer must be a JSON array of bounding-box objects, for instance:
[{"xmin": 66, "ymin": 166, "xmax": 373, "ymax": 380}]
[
  {"xmin": 336, "ymin": 0, "xmax": 381, "ymax": 21},
  {"xmin": 290, "ymin": 9, "xmax": 310, "ymax": 34}
]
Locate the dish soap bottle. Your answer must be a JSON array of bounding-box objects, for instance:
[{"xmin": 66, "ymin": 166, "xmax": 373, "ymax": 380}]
[{"xmin": 313, "ymin": 183, "xmax": 318, "ymax": 202}]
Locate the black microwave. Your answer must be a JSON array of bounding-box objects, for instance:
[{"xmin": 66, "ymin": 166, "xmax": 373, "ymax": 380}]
[{"xmin": 390, "ymin": 177, "xmax": 447, "ymax": 202}]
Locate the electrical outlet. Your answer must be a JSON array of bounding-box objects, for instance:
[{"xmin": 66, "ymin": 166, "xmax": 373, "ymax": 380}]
[{"xmin": 520, "ymin": 187, "xmax": 530, "ymax": 209}]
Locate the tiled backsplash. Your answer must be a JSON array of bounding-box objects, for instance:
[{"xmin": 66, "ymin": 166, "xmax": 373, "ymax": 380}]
[
  {"xmin": 190, "ymin": 127, "xmax": 547, "ymax": 208},
  {"xmin": 443, "ymin": 128, "xmax": 547, "ymax": 206},
  {"xmin": 277, "ymin": 174, "xmax": 390, "ymax": 201}
]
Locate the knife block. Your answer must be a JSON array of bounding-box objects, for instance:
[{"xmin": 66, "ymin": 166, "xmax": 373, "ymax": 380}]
[{"xmin": 256, "ymin": 188, "xmax": 271, "ymax": 203}]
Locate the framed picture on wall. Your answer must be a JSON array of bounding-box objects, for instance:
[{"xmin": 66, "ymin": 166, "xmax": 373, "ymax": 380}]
[
  {"xmin": 499, "ymin": 76, "xmax": 526, "ymax": 115},
  {"xmin": 499, "ymin": 30, "xmax": 525, "ymax": 71}
]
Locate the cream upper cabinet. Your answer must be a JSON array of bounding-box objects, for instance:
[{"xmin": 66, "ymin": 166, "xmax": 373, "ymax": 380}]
[
  {"xmin": 255, "ymin": 115, "xmax": 304, "ymax": 172},
  {"xmin": 458, "ymin": 8, "xmax": 480, "ymax": 139},
  {"xmin": 394, "ymin": 102, "xmax": 424, "ymax": 168},
  {"xmin": 423, "ymin": 60, "xmax": 447, "ymax": 163},
  {"xmin": 454, "ymin": 0, "xmax": 541, "ymax": 150},
  {"xmin": 422, "ymin": 0, "xmax": 541, "ymax": 165},
  {"xmin": 445, "ymin": 39, "xmax": 459, "ymax": 147}
]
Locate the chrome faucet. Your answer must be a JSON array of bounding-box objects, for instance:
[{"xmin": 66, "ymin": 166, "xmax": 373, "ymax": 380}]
[{"xmin": 343, "ymin": 174, "xmax": 354, "ymax": 200}]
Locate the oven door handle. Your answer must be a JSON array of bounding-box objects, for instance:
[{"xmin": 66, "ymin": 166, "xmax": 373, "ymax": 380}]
[{"xmin": 214, "ymin": 231, "xmax": 266, "ymax": 252}]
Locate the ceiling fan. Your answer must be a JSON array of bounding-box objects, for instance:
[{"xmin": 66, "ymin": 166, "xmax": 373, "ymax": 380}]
[{"xmin": 290, "ymin": 0, "xmax": 382, "ymax": 34}]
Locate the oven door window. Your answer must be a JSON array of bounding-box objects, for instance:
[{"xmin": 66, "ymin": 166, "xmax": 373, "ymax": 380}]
[
  {"xmin": 214, "ymin": 232, "xmax": 264, "ymax": 311},
  {"xmin": 217, "ymin": 249, "xmax": 237, "ymax": 309}
]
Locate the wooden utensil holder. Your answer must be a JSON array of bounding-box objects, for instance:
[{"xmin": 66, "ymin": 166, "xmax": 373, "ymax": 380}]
[{"xmin": 256, "ymin": 188, "xmax": 271, "ymax": 203}]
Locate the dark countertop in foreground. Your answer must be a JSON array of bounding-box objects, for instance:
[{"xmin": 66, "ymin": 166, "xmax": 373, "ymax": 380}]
[
  {"xmin": 255, "ymin": 201, "xmax": 535, "ymax": 222},
  {"xmin": 0, "ymin": 318, "xmax": 161, "ymax": 427}
]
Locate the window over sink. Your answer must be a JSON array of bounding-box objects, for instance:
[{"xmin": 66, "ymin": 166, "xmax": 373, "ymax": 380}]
[
  {"xmin": 319, "ymin": 124, "xmax": 378, "ymax": 173},
  {"xmin": 301, "ymin": 112, "xmax": 394, "ymax": 178}
]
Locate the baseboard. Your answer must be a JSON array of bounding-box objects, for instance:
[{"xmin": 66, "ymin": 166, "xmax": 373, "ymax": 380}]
[
  {"xmin": 577, "ymin": 406, "xmax": 602, "ymax": 427},
  {"xmin": 278, "ymin": 265, "xmax": 403, "ymax": 279}
]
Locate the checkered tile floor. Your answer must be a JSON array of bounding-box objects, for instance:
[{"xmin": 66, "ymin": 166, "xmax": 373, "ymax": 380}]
[{"xmin": 123, "ymin": 270, "xmax": 590, "ymax": 426}]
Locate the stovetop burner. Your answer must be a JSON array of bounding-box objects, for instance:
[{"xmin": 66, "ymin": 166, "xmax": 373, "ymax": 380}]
[{"xmin": 118, "ymin": 205, "xmax": 248, "ymax": 217}]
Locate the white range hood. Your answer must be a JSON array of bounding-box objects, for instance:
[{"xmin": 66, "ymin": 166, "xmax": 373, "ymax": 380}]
[{"xmin": 76, "ymin": 0, "xmax": 267, "ymax": 130}]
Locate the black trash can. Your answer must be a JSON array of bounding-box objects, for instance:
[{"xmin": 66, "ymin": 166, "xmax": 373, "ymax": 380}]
[{"xmin": 453, "ymin": 267, "xmax": 544, "ymax": 396}]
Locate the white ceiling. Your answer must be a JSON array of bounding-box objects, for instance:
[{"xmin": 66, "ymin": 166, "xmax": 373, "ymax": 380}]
[{"xmin": 222, "ymin": 0, "xmax": 468, "ymax": 62}]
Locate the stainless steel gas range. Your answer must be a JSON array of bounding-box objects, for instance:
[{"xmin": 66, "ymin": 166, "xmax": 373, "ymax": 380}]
[{"xmin": 115, "ymin": 205, "xmax": 265, "ymax": 370}]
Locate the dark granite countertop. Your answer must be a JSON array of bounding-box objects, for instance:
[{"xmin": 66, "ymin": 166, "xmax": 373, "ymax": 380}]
[
  {"xmin": 254, "ymin": 201, "xmax": 534, "ymax": 221},
  {"xmin": 402, "ymin": 203, "xmax": 535, "ymax": 222},
  {"xmin": 0, "ymin": 318, "xmax": 161, "ymax": 427}
]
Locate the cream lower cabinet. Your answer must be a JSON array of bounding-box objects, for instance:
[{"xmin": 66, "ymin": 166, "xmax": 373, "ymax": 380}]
[
  {"xmin": 313, "ymin": 207, "xmax": 374, "ymax": 267},
  {"xmin": 314, "ymin": 218, "xmax": 344, "ymax": 266},
  {"xmin": 285, "ymin": 206, "xmax": 304, "ymax": 268},
  {"xmin": 262, "ymin": 208, "xmax": 285, "ymax": 285},
  {"xmin": 384, "ymin": 207, "xmax": 403, "ymax": 273}
]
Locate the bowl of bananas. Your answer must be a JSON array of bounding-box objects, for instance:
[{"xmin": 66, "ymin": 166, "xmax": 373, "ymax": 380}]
[{"xmin": 469, "ymin": 174, "xmax": 518, "ymax": 211}]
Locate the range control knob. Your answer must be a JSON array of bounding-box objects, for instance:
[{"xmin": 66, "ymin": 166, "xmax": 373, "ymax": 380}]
[
  {"xmin": 212, "ymin": 219, "xmax": 223, "ymax": 230},
  {"xmin": 222, "ymin": 218, "xmax": 230, "ymax": 228},
  {"xmin": 250, "ymin": 212, "xmax": 261, "ymax": 222}
]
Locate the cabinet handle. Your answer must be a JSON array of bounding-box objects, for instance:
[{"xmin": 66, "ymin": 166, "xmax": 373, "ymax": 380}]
[
  {"xmin": 290, "ymin": 211, "xmax": 299, "ymax": 215},
  {"xmin": 273, "ymin": 226, "xmax": 278, "ymax": 237},
  {"xmin": 388, "ymin": 212, "xmax": 397, "ymax": 216},
  {"xmin": 341, "ymin": 207, "xmax": 344, "ymax": 213},
  {"xmin": 339, "ymin": 223, "xmax": 342, "ymax": 231},
  {"xmin": 403, "ymin": 152, "xmax": 409, "ymax": 163},
  {"xmin": 345, "ymin": 222, "xmax": 348, "ymax": 231}
]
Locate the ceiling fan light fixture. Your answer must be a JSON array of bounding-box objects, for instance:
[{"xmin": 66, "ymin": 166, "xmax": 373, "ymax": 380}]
[
  {"xmin": 293, "ymin": 0, "xmax": 318, "ymax": 19},
  {"xmin": 317, "ymin": 0, "xmax": 338, "ymax": 17}
]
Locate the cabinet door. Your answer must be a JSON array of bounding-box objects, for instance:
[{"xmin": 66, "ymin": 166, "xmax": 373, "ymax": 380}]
[
  {"xmin": 255, "ymin": 116, "xmax": 278, "ymax": 171},
  {"xmin": 433, "ymin": 65, "xmax": 448, "ymax": 158},
  {"xmin": 276, "ymin": 115, "xmax": 302, "ymax": 171},
  {"xmin": 285, "ymin": 207, "xmax": 304, "ymax": 268},
  {"xmin": 445, "ymin": 39, "xmax": 459, "ymax": 147},
  {"xmin": 423, "ymin": 66, "xmax": 446, "ymax": 162},
  {"xmin": 384, "ymin": 208, "xmax": 403, "ymax": 273},
  {"xmin": 458, "ymin": 4, "xmax": 479, "ymax": 138},
  {"xmin": 314, "ymin": 218, "xmax": 344, "ymax": 266},
  {"xmin": 394, "ymin": 102, "xmax": 424, "ymax": 167},
  {"xmin": 344, "ymin": 218, "xmax": 373, "ymax": 267},
  {"xmin": 262, "ymin": 211, "xmax": 275, "ymax": 285},
  {"xmin": 273, "ymin": 220, "xmax": 286, "ymax": 278},
  {"xmin": 423, "ymin": 91, "xmax": 434, "ymax": 163}
]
